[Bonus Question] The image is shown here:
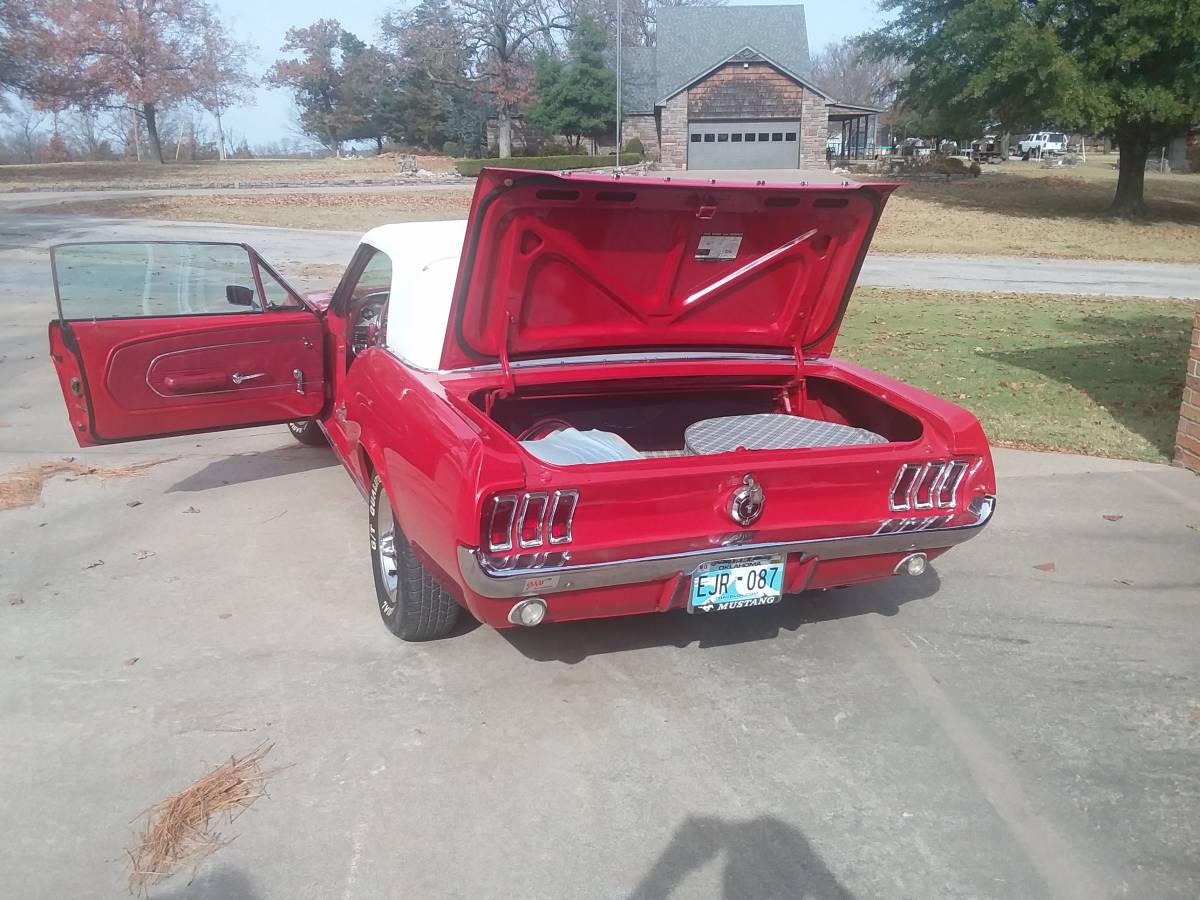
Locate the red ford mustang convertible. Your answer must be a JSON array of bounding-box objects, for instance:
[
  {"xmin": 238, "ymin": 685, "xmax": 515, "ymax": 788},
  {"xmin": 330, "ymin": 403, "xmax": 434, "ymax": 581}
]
[{"xmin": 48, "ymin": 169, "xmax": 995, "ymax": 640}]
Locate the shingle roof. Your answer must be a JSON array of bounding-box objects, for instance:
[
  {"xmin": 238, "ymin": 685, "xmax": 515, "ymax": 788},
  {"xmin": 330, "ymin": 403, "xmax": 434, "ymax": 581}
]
[
  {"xmin": 611, "ymin": 47, "xmax": 658, "ymax": 116},
  {"xmin": 655, "ymin": 5, "xmax": 813, "ymax": 103}
]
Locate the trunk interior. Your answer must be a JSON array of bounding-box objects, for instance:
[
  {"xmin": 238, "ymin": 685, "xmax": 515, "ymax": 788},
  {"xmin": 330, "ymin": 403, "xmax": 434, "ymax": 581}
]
[{"xmin": 472, "ymin": 375, "xmax": 923, "ymax": 463}]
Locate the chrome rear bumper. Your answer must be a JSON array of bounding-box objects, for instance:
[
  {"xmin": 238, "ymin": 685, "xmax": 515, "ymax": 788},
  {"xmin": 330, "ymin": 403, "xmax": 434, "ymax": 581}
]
[{"xmin": 457, "ymin": 496, "xmax": 995, "ymax": 600}]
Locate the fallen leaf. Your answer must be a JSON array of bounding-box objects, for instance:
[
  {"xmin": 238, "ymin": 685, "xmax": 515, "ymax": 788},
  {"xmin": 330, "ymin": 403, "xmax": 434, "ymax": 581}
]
[
  {"xmin": 85, "ymin": 559, "xmax": 105, "ymax": 569},
  {"xmin": 1191, "ymin": 705, "xmax": 1200, "ymax": 722},
  {"xmin": 1033, "ymin": 562, "xmax": 1056, "ymax": 572},
  {"xmin": 126, "ymin": 500, "xmax": 142, "ymax": 508},
  {"xmin": 218, "ymin": 613, "xmax": 232, "ymax": 620},
  {"xmin": 182, "ymin": 506, "xmax": 200, "ymax": 514},
  {"xmin": 7, "ymin": 595, "xmax": 23, "ymax": 607},
  {"xmin": 1114, "ymin": 578, "xmax": 1134, "ymax": 586},
  {"xmin": 124, "ymin": 657, "xmax": 139, "ymax": 666},
  {"xmin": 133, "ymin": 550, "xmax": 156, "ymax": 561},
  {"xmin": 0, "ymin": 457, "xmax": 176, "ymax": 512},
  {"xmin": 1102, "ymin": 515, "xmax": 1123, "ymax": 522},
  {"xmin": 1188, "ymin": 524, "xmax": 1199, "ymax": 533}
]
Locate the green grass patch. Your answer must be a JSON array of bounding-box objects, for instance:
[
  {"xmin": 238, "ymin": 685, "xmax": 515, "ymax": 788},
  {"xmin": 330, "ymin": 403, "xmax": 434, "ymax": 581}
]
[
  {"xmin": 454, "ymin": 153, "xmax": 640, "ymax": 177},
  {"xmin": 835, "ymin": 288, "xmax": 1195, "ymax": 462}
]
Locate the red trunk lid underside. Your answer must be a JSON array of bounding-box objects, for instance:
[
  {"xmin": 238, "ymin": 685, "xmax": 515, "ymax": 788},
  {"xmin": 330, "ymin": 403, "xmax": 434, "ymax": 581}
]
[{"xmin": 440, "ymin": 168, "xmax": 897, "ymax": 370}]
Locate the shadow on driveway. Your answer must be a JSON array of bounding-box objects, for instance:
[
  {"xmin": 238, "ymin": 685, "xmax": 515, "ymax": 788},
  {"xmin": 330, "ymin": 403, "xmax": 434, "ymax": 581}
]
[
  {"xmin": 150, "ymin": 865, "xmax": 261, "ymax": 900},
  {"xmin": 502, "ymin": 570, "xmax": 941, "ymax": 664},
  {"xmin": 629, "ymin": 815, "xmax": 855, "ymax": 900},
  {"xmin": 167, "ymin": 445, "xmax": 338, "ymax": 493}
]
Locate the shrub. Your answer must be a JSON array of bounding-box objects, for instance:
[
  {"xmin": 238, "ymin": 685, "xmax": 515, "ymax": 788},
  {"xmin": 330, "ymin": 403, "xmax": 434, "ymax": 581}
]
[
  {"xmin": 623, "ymin": 137, "xmax": 644, "ymax": 155},
  {"xmin": 969, "ymin": 161, "xmax": 982, "ymax": 177},
  {"xmin": 539, "ymin": 141, "xmax": 570, "ymax": 155},
  {"xmin": 455, "ymin": 152, "xmax": 641, "ymax": 176},
  {"xmin": 441, "ymin": 141, "xmax": 462, "ymax": 158}
]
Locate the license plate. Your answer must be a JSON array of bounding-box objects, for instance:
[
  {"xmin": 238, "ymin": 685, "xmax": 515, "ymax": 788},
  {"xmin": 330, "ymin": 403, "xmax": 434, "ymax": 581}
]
[{"xmin": 688, "ymin": 555, "xmax": 784, "ymax": 613}]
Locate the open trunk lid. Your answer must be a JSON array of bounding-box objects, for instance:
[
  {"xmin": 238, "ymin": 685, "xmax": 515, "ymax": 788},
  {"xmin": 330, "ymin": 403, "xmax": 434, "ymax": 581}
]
[{"xmin": 440, "ymin": 168, "xmax": 897, "ymax": 370}]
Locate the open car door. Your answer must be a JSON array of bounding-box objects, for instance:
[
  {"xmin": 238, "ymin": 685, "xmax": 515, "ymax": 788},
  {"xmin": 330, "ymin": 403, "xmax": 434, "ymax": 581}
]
[{"xmin": 48, "ymin": 241, "xmax": 327, "ymax": 447}]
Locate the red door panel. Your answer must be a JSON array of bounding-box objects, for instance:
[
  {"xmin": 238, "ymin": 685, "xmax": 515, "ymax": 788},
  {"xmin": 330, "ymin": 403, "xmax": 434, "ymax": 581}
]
[{"xmin": 50, "ymin": 312, "xmax": 326, "ymax": 446}]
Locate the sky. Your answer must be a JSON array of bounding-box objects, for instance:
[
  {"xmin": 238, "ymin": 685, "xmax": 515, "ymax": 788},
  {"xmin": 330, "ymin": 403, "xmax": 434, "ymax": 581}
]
[{"xmin": 211, "ymin": 0, "xmax": 885, "ymax": 147}]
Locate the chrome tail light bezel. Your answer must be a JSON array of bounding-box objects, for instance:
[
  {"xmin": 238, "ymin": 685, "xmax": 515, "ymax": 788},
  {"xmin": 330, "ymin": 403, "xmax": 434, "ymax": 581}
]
[
  {"xmin": 516, "ymin": 492, "xmax": 550, "ymax": 549},
  {"xmin": 890, "ymin": 460, "xmax": 972, "ymax": 513},
  {"xmin": 485, "ymin": 489, "xmax": 579, "ymax": 561},
  {"xmin": 547, "ymin": 490, "xmax": 579, "ymax": 545},
  {"xmin": 487, "ymin": 495, "xmax": 519, "ymax": 552}
]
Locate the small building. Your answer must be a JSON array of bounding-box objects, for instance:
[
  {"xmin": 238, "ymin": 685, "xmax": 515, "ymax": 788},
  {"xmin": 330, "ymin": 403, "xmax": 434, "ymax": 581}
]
[{"xmin": 617, "ymin": 4, "xmax": 877, "ymax": 170}]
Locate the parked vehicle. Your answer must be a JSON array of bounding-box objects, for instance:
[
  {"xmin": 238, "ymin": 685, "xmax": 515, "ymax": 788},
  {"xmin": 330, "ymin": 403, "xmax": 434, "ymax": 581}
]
[
  {"xmin": 1017, "ymin": 131, "xmax": 1067, "ymax": 158},
  {"xmin": 47, "ymin": 169, "xmax": 996, "ymax": 641},
  {"xmin": 970, "ymin": 134, "xmax": 1004, "ymax": 162}
]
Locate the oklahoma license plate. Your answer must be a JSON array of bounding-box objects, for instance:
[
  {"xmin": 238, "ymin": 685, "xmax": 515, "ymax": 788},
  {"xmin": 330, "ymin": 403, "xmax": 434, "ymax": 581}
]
[{"xmin": 688, "ymin": 555, "xmax": 784, "ymax": 613}]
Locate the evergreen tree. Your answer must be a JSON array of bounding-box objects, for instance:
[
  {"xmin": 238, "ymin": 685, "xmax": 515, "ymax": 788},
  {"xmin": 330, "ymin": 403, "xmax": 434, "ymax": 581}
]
[{"xmin": 526, "ymin": 15, "xmax": 616, "ymax": 151}]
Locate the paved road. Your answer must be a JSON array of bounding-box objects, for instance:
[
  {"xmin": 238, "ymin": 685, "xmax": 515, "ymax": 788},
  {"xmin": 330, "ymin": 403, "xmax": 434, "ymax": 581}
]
[
  {"xmin": 6, "ymin": 210, "xmax": 1199, "ymax": 300},
  {"xmin": 1, "ymin": 210, "xmax": 1199, "ymax": 899}
]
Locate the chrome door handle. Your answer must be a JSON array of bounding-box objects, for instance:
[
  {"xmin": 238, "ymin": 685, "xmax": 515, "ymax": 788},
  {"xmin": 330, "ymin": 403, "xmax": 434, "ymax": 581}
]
[{"xmin": 231, "ymin": 372, "xmax": 265, "ymax": 385}]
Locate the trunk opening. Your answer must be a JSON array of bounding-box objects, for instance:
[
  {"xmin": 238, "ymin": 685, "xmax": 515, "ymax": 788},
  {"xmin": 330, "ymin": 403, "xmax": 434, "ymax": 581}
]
[{"xmin": 471, "ymin": 376, "xmax": 923, "ymax": 464}]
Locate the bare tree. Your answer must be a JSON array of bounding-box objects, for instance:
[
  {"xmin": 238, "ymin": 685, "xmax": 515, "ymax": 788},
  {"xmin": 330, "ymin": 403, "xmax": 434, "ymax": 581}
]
[
  {"xmin": 28, "ymin": 0, "xmax": 242, "ymax": 163},
  {"xmin": 8, "ymin": 100, "xmax": 47, "ymax": 162},
  {"xmin": 457, "ymin": 0, "xmax": 569, "ymax": 157},
  {"xmin": 192, "ymin": 9, "xmax": 255, "ymax": 161},
  {"xmin": 810, "ymin": 37, "xmax": 905, "ymax": 109}
]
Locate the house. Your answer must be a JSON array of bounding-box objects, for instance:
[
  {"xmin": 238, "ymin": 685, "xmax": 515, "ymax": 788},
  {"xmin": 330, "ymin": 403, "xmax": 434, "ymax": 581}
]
[{"xmin": 617, "ymin": 4, "xmax": 878, "ymax": 170}]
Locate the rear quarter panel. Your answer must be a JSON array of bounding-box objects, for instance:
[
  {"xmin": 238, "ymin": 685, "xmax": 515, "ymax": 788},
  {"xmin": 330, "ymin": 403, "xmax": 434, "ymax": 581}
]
[{"xmin": 347, "ymin": 350, "xmax": 524, "ymax": 599}]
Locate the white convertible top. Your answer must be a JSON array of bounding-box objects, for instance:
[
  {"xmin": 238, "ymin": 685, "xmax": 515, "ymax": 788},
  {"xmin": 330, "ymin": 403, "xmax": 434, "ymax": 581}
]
[{"xmin": 362, "ymin": 220, "xmax": 468, "ymax": 370}]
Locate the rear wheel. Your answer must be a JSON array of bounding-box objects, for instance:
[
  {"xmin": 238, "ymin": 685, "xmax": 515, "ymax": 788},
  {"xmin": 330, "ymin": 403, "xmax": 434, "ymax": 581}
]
[
  {"xmin": 368, "ymin": 473, "xmax": 460, "ymax": 641},
  {"xmin": 288, "ymin": 419, "xmax": 326, "ymax": 446}
]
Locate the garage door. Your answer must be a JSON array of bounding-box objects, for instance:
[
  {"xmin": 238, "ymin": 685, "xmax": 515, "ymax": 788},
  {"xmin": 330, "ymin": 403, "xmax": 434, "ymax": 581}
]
[{"xmin": 687, "ymin": 120, "xmax": 801, "ymax": 169}]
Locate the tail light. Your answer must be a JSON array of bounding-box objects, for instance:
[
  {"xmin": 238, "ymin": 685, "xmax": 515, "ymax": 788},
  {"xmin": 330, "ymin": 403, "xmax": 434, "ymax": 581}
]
[
  {"xmin": 517, "ymin": 493, "xmax": 549, "ymax": 548},
  {"xmin": 889, "ymin": 461, "xmax": 970, "ymax": 512},
  {"xmin": 548, "ymin": 490, "xmax": 578, "ymax": 544},
  {"xmin": 487, "ymin": 496, "xmax": 518, "ymax": 552},
  {"xmin": 486, "ymin": 490, "xmax": 579, "ymax": 564}
]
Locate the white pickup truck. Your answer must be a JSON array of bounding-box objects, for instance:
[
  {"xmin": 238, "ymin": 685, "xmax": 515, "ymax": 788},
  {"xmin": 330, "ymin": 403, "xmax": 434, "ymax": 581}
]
[{"xmin": 1017, "ymin": 131, "xmax": 1067, "ymax": 158}]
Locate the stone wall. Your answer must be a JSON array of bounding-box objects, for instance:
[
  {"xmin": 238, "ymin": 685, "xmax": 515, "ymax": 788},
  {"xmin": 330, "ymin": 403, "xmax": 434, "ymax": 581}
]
[
  {"xmin": 1174, "ymin": 305, "xmax": 1200, "ymax": 473},
  {"xmin": 799, "ymin": 91, "xmax": 827, "ymax": 167},
  {"xmin": 621, "ymin": 115, "xmax": 660, "ymax": 157},
  {"xmin": 660, "ymin": 92, "xmax": 689, "ymax": 169}
]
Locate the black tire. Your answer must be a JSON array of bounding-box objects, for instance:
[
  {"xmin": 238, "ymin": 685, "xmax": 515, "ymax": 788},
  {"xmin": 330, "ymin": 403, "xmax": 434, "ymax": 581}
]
[
  {"xmin": 368, "ymin": 473, "xmax": 460, "ymax": 641},
  {"xmin": 288, "ymin": 419, "xmax": 326, "ymax": 446}
]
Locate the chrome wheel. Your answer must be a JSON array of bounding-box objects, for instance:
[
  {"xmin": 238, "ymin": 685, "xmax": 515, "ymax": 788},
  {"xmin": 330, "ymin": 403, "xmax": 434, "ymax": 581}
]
[{"xmin": 376, "ymin": 493, "xmax": 399, "ymax": 600}]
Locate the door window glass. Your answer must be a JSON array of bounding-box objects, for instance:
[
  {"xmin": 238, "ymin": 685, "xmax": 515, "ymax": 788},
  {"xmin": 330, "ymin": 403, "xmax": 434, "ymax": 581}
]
[
  {"xmin": 745, "ymin": 133, "xmax": 757, "ymax": 142},
  {"xmin": 785, "ymin": 132, "xmax": 797, "ymax": 141},
  {"xmin": 53, "ymin": 242, "xmax": 265, "ymax": 320},
  {"xmin": 772, "ymin": 133, "xmax": 784, "ymax": 141},
  {"xmin": 717, "ymin": 133, "xmax": 729, "ymax": 142},
  {"xmin": 703, "ymin": 133, "xmax": 716, "ymax": 142},
  {"xmin": 731, "ymin": 133, "xmax": 742, "ymax": 142},
  {"xmin": 690, "ymin": 133, "xmax": 701, "ymax": 142},
  {"xmin": 758, "ymin": 133, "xmax": 769, "ymax": 141},
  {"xmin": 344, "ymin": 248, "xmax": 393, "ymax": 358},
  {"xmin": 258, "ymin": 265, "xmax": 302, "ymax": 309}
]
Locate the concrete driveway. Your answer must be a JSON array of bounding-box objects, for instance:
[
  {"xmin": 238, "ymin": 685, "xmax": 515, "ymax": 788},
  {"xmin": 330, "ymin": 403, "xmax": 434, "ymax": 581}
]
[{"xmin": 1, "ymin": 212, "xmax": 1198, "ymax": 899}]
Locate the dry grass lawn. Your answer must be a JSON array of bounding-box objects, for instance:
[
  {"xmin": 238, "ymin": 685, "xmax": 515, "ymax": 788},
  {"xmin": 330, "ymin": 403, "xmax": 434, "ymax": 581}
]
[
  {"xmin": 0, "ymin": 155, "xmax": 456, "ymax": 190},
  {"xmin": 13, "ymin": 155, "xmax": 1200, "ymax": 263},
  {"xmin": 873, "ymin": 157, "xmax": 1200, "ymax": 263},
  {"xmin": 29, "ymin": 188, "xmax": 476, "ymax": 230}
]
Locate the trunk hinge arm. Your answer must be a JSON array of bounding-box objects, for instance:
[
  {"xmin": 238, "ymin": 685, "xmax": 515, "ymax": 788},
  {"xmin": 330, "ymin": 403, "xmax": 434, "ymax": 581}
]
[
  {"xmin": 784, "ymin": 335, "xmax": 807, "ymax": 413},
  {"xmin": 497, "ymin": 312, "xmax": 517, "ymax": 396}
]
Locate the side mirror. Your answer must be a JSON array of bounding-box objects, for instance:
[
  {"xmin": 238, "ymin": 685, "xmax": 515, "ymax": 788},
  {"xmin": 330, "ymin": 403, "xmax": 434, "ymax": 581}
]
[{"xmin": 226, "ymin": 284, "xmax": 255, "ymax": 307}]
